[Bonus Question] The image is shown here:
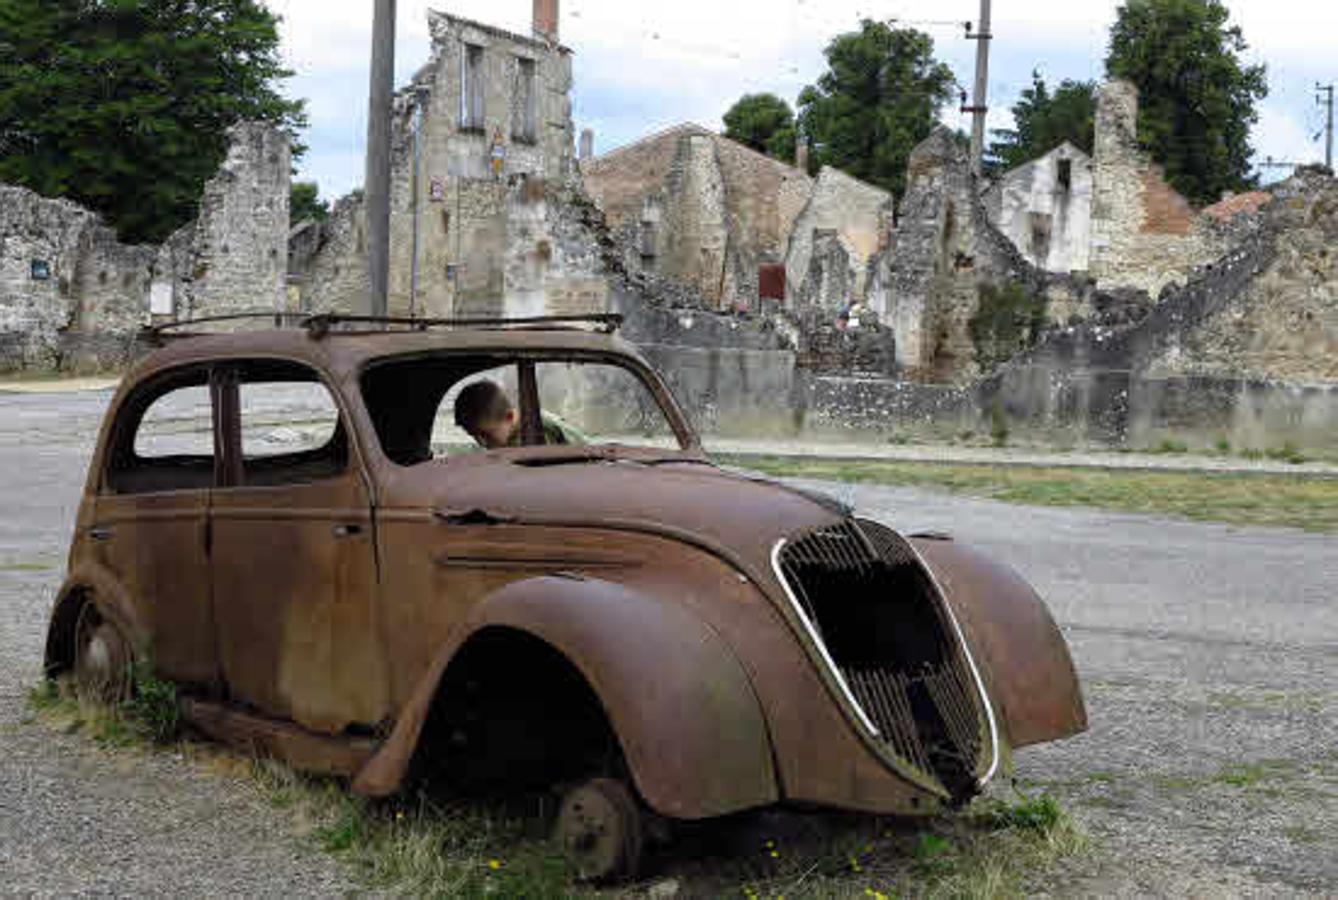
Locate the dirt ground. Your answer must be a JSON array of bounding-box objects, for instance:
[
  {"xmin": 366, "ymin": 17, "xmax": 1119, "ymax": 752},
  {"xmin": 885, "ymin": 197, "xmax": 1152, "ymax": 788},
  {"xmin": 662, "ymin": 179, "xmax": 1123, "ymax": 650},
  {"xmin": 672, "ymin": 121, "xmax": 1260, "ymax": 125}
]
[{"xmin": 0, "ymin": 388, "xmax": 1333, "ymax": 896}]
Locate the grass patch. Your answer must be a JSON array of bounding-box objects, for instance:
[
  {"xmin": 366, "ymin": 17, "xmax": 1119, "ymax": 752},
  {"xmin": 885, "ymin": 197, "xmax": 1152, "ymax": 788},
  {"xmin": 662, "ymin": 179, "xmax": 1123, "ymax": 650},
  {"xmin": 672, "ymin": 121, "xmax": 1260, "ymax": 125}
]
[
  {"xmin": 704, "ymin": 791, "xmax": 1086, "ymax": 899},
  {"xmin": 249, "ymin": 762, "xmax": 580, "ymax": 897},
  {"xmin": 27, "ymin": 662, "xmax": 179, "ymax": 748},
  {"xmin": 719, "ymin": 455, "xmax": 1338, "ymax": 532},
  {"xmin": 0, "ymin": 559, "xmax": 57, "ymax": 573}
]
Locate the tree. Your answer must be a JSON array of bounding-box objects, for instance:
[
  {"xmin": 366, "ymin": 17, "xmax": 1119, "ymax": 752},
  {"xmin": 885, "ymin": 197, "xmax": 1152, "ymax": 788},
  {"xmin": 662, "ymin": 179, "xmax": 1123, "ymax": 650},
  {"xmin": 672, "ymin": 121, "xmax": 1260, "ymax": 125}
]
[
  {"xmin": 0, "ymin": 0, "xmax": 306, "ymax": 243},
  {"xmin": 290, "ymin": 182, "xmax": 330, "ymax": 225},
  {"xmin": 723, "ymin": 93, "xmax": 798, "ymax": 163},
  {"xmin": 1105, "ymin": 0, "xmax": 1267, "ymax": 205},
  {"xmin": 989, "ymin": 74, "xmax": 1097, "ymax": 172},
  {"xmin": 796, "ymin": 20, "xmax": 956, "ymax": 199}
]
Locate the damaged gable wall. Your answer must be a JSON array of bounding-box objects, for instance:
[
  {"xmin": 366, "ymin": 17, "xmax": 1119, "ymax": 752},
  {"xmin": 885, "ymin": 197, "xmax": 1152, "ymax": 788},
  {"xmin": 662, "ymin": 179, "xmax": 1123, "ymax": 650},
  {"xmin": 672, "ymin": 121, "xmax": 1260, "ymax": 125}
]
[
  {"xmin": 783, "ymin": 166, "xmax": 894, "ymax": 312},
  {"xmin": 580, "ymin": 125, "xmax": 815, "ymax": 310}
]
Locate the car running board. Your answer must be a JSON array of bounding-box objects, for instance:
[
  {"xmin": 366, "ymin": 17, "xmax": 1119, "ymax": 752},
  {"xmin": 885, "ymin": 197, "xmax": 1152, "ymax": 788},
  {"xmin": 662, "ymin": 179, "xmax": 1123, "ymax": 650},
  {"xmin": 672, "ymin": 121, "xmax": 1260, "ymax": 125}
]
[{"xmin": 180, "ymin": 698, "xmax": 379, "ymax": 777}]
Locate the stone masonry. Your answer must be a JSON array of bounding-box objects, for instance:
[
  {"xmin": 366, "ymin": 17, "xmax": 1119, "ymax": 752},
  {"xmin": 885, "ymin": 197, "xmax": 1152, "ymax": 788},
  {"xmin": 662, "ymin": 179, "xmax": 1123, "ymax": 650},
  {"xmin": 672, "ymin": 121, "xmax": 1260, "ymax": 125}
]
[
  {"xmin": 580, "ymin": 124, "xmax": 816, "ymax": 311},
  {"xmin": 1, "ymin": 121, "xmax": 291, "ymax": 370},
  {"xmin": 783, "ymin": 166, "xmax": 894, "ymax": 311},
  {"xmin": 1088, "ymin": 80, "xmax": 1227, "ymax": 297}
]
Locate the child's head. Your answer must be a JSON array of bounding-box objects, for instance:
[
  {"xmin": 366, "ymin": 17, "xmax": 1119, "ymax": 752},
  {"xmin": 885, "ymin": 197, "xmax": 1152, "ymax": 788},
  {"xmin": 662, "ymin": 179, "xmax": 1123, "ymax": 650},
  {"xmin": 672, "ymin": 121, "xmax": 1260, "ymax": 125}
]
[{"xmin": 454, "ymin": 380, "xmax": 517, "ymax": 449}]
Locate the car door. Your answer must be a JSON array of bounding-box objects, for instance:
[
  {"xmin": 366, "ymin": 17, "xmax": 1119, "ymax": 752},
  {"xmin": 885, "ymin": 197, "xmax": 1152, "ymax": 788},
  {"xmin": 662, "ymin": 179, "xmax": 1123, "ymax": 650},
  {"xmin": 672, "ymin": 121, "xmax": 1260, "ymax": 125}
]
[
  {"xmin": 208, "ymin": 360, "xmax": 388, "ymax": 734},
  {"xmin": 94, "ymin": 365, "xmax": 220, "ymax": 689}
]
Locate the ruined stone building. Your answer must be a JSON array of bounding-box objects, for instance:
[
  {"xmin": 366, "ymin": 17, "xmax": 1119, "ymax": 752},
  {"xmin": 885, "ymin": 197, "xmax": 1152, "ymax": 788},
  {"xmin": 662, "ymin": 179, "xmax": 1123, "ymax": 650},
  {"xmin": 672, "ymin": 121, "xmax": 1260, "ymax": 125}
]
[
  {"xmin": 579, "ymin": 125, "xmax": 892, "ymax": 312},
  {"xmin": 983, "ymin": 142, "xmax": 1093, "ymax": 274},
  {"xmin": 986, "ymin": 81, "xmax": 1272, "ymax": 298},
  {"xmin": 1, "ymin": 122, "xmax": 291, "ymax": 371},
  {"xmin": 294, "ymin": 6, "xmax": 606, "ymax": 320}
]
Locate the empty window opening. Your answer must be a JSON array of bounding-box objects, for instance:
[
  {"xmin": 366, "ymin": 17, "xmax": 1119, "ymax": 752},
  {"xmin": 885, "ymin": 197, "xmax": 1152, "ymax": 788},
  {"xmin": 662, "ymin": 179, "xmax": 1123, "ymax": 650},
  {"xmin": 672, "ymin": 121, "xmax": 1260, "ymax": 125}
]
[
  {"xmin": 233, "ymin": 363, "xmax": 349, "ymax": 488},
  {"xmin": 1057, "ymin": 158, "xmax": 1073, "ymax": 192},
  {"xmin": 513, "ymin": 57, "xmax": 538, "ymax": 143},
  {"xmin": 108, "ymin": 368, "xmax": 214, "ymax": 494},
  {"xmin": 460, "ymin": 44, "xmax": 485, "ymax": 130}
]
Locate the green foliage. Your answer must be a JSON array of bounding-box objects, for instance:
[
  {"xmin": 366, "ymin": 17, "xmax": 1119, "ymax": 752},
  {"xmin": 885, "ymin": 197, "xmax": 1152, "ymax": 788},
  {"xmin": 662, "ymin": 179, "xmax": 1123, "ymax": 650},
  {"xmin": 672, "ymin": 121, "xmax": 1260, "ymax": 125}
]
[
  {"xmin": 723, "ymin": 93, "xmax": 798, "ymax": 164},
  {"xmin": 1151, "ymin": 438, "xmax": 1190, "ymax": 454},
  {"xmin": 797, "ymin": 20, "xmax": 957, "ymax": 199},
  {"xmin": 290, "ymin": 181, "xmax": 330, "ymax": 225},
  {"xmin": 1105, "ymin": 0, "xmax": 1268, "ymax": 205},
  {"xmin": 969, "ymin": 281, "xmax": 1049, "ymax": 373},
  {"xmin": 989, "ymin": 73, "xmax": 1097, "ymax": 172},
  {"xmin": 123, "ymin": 659, "xmax": 180, "ymax": 745},
  {"xmin": 0, "ymin": 0, "xmax": 307, "ymax": 243},
  {"xmin": 976, "ymin": 792, "xmax": 1065, "ymax": 832}
]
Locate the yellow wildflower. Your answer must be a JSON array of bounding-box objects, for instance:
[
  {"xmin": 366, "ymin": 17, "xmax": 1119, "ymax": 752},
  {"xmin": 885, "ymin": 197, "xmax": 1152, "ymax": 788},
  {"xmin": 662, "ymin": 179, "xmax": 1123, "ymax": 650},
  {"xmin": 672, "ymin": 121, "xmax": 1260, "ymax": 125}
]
[{"xmin": 487, "ymin": 859, "xmax": 502, "ymax": 871}]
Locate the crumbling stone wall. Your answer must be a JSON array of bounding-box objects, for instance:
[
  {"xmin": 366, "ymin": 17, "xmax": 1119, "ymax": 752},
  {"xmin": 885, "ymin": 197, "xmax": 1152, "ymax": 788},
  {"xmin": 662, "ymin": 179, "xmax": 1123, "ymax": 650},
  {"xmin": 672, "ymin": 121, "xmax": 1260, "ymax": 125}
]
[
  {"xmin": 1088, "ymin": 80, "xmax": 1228, "ymax": 297},
  {"xmin": 867, "ymin": 128, "xmax": 1045, "ymax": 383},
  {"xmin": 580, "ymin": 124, "xmax": 814, "ymax": 311},
  {"xmin": 784, "ymin": 166, "xmax": 893, "ymax": 311},
  {"xmin": 1, "ymin": 185, "xmax": 155, "ymax": 370},
  {"xmin": 160, "ymin": 122, "xmax": 292, "ymax": 320},
  {"xmin": 985, "ymin": 169, "xmax": 1338, "ymax": 449}
]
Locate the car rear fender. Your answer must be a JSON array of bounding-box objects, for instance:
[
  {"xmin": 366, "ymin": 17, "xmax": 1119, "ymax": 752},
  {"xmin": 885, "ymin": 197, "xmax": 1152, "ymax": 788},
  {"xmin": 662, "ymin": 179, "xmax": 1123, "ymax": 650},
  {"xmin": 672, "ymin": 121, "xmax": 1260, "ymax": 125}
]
[
  {"xmin": 911, "ymin": 538, "xmax": 1087, "ymax": 749},
  {"xmin": 354, "ymin": 575, "xmax": 779, "ymax": 819},
  {"xmin": 44, "ymin": 565, "xmax": 148, "ymax": 676}
]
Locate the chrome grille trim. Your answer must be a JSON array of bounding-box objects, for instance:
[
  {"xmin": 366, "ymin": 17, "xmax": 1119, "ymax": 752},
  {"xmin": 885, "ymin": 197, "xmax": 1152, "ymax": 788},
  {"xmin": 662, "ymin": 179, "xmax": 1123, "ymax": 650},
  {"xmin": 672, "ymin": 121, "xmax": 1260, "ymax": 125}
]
[
  {"xmin": 770, "ymin": 538, "xmax": 880, "ymax": 737},
  {"xmin": 771, "ymin": 521, "xmax": 1003, "ymax": 791}
]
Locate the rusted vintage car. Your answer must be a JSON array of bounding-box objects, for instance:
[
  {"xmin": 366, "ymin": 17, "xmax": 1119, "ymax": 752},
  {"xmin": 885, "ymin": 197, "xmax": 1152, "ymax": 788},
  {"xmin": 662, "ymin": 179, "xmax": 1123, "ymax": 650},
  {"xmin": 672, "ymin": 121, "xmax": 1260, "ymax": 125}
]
[{"xmin": 45, "ymin": 314, "xmax": 1085, "ymax": 879}]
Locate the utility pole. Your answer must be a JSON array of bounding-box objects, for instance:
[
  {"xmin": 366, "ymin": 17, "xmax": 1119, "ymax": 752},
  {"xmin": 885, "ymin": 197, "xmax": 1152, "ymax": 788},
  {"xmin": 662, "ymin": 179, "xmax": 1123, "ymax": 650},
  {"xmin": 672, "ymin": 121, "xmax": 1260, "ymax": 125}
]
[
  {"xmin": 964, "ymin": 0, "xmax": 993, "ymax": 179},
  {"xmin": 365, "ymin": 0, "xmax": 397, "ymax": 318},
  {"xmin": 1317, "ymin": 83, "xmax": 1334, "ymax": 171}
]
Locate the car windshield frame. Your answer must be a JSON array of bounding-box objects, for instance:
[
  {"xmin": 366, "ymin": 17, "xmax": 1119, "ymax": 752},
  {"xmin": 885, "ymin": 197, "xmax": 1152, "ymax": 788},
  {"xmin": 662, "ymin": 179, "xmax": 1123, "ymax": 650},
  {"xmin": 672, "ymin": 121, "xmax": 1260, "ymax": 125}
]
[{"xmin": 356, "ymin": 347, "xmax": 701, "ymax": 467}]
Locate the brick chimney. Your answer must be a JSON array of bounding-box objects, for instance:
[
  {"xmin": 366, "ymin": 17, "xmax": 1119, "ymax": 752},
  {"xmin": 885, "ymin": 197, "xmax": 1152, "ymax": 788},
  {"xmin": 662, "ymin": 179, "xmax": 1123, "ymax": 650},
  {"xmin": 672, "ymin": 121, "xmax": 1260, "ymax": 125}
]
[{"xmin": 533, "ymin": 0, "xmax": 559, "ymax": 42}]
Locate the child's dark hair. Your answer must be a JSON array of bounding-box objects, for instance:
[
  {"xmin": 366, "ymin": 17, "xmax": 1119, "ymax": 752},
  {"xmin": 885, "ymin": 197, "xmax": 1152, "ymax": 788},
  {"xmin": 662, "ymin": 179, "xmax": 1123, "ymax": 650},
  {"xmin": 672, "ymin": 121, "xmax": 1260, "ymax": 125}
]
[{"xmin": 454, "ymin": 380, "xmax": 513, "ymax": 430}]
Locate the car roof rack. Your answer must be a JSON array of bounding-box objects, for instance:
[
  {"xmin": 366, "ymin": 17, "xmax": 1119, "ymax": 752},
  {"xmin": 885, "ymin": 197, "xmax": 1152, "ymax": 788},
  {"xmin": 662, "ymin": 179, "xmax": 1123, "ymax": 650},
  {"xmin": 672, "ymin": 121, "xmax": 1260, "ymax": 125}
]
[
  {"xmin": 303, "ymin": 313, "xmax": 624, "ymax": 337},
  {"xmin": 143, "ymin": 311, "xmax": 624, "ymax": 343}
]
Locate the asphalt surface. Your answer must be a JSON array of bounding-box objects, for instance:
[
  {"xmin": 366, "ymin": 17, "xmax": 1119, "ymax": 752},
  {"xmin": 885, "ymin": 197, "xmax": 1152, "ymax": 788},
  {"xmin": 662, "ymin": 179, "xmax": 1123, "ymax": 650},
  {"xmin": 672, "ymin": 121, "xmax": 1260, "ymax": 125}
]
[{"xmin": 0, "ymin": 389, "xmax": 1334, "ymax": 896}]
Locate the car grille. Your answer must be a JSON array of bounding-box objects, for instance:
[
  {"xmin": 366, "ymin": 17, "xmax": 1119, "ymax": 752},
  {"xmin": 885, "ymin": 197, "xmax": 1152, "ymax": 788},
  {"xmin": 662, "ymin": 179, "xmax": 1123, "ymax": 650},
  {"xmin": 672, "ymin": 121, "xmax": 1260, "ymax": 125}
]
[{"xmin": 775, "ymin": 519, "xmax": 987, "ymax": 796}]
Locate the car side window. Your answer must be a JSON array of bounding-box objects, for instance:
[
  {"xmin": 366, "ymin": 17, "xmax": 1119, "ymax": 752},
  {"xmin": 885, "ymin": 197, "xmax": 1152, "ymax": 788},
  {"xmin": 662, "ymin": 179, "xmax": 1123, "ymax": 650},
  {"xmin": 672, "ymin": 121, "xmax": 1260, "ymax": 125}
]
[
  {"xmin": 107, "ymin": 371, "xmax": 214, "ymax": 495},
  {"xmin": 232, "ymin": 367, "xmax": 349, "ymax": 488}
]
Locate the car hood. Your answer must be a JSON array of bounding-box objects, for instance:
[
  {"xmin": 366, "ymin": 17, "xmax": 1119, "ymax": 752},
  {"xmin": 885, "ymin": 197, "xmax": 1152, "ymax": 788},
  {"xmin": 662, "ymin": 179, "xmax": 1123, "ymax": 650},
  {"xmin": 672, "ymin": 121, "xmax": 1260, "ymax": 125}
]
[{"xmin": 383, "ymin": 449, "xmax": 849, "ymax": 576}]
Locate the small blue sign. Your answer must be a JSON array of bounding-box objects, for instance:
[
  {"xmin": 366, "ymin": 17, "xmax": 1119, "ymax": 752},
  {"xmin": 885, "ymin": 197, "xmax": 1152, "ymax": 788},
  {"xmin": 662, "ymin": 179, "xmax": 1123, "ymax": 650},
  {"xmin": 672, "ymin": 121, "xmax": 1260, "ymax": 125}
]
[{"xmin": 30, "ymin": 259, "xmax": 51, "ymax": 281}]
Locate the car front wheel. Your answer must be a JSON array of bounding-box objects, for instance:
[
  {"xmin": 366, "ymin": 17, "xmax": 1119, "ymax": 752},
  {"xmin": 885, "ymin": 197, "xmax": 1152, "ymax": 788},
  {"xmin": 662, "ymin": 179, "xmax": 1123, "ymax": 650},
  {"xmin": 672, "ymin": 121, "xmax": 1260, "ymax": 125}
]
[{"xmin": 73, "ymin": 604, "xmax": 131, "ymax": 703}]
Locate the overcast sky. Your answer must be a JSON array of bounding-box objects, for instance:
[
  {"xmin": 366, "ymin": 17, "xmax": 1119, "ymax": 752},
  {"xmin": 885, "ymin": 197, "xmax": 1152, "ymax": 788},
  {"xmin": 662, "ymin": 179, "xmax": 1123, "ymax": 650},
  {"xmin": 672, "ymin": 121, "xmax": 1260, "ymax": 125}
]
[{"xmin": 267, "ymin": 0, "xmax": 1334, "ymax": 200}]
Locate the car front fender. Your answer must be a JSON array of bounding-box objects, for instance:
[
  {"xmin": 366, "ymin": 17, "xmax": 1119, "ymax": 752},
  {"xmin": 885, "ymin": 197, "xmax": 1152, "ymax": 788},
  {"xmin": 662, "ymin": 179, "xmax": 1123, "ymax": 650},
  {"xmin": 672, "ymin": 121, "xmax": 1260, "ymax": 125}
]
[
  {"xmin": 44, "ymin": 565, "xmax": 149, "ymax": 675},
  {"xmin": 911, "ymin": 538, "xmax": 1087, "ymax": 749},
  {"xmin": 354, "ymin": 575, "xmax": 780, "ymax": 819}
]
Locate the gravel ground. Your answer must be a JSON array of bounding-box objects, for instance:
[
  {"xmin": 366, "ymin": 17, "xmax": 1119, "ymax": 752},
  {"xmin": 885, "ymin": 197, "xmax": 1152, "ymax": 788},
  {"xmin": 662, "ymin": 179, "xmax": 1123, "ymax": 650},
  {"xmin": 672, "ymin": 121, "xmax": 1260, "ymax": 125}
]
[{"xmin": 1, "ymin": 389, "xmax": 1334, "ymax": 896}]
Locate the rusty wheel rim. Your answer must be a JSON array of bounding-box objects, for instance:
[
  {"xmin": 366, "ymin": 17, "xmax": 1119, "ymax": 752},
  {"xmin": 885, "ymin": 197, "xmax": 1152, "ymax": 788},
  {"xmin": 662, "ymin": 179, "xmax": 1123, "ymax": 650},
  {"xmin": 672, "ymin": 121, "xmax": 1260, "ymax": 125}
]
[
  {"xmin": 73, "ymin": 605, "xmax": 130, "ymax": 703},
  {"xmin": 555, "ymin": 777, "xmax": 643, "ymax": 882}
]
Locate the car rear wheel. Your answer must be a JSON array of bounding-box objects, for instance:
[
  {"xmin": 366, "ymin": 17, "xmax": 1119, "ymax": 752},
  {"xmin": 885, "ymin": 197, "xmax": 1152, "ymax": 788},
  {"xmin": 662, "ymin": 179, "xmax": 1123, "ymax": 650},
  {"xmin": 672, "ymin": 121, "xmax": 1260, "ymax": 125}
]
[
  {"xmin": 555, "ymin": 776, "xmax": 645, "ymax": 882},
  {"xmin": 73, "ymin": 604, "xmax": 131, "ymax": 703}
]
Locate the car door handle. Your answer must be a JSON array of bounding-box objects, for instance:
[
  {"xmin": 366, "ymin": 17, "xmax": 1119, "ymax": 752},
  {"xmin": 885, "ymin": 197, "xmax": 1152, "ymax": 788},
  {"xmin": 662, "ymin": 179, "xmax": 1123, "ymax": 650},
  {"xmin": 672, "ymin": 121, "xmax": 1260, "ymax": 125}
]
[
  {"xmin": 88, "ymin": 525, "xmax": 114, "ymax": 542},
  {"xmin": 332, "ymin": 524, "xmax": 363, "ymax": 539}
]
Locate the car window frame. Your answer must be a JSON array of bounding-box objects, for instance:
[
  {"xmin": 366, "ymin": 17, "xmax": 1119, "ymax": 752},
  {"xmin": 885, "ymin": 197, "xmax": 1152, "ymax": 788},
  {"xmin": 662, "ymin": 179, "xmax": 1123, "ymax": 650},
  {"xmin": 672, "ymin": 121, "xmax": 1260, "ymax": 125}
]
[
  {"xmin": 210, "ymin": 358, "xmax": 358, "ymax": 492},
  {"xmin": 101, "ymin": 363, "xmax": 221, "ymax": 497},
  {"xmin": 356, "ymin": 348, "xmax": 699, "ymax": 467}
]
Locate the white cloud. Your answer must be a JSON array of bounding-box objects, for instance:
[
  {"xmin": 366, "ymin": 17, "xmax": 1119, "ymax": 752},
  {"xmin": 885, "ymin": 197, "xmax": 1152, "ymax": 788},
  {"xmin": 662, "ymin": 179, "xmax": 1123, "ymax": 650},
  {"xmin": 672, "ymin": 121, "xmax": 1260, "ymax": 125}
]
[{"xmin": 275, "ymin": 0, "xmax": 1336, "ymax": 198}]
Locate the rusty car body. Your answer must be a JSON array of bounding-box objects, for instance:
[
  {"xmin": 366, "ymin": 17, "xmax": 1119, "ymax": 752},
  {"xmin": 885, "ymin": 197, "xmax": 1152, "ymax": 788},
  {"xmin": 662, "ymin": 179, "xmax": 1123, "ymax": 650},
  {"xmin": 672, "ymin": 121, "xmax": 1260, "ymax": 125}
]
[{"xmin": 45, "ymin": 315, "xmax": 1085, "ymax": 877}]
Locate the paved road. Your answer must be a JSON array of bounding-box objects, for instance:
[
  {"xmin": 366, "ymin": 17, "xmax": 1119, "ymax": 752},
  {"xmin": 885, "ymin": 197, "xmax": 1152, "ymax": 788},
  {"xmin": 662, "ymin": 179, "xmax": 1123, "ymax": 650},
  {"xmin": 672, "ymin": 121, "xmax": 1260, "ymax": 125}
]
[{"xmin": 0, "ymin": 389, "xmax": 1333, "ymax": 896}]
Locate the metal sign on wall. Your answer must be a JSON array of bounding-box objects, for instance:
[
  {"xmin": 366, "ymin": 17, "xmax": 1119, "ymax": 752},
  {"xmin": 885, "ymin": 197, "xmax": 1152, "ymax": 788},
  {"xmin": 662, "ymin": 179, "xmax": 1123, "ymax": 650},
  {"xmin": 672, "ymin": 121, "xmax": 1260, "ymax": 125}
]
[{"xmin": 30, "ymin": 259, "xmax": 51, "ymax": 281}]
